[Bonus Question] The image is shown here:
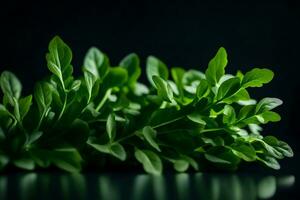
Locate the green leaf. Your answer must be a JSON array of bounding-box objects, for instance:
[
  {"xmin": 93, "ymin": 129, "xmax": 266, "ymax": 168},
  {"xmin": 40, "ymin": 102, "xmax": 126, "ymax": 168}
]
[
  {"xmin": 134, "ymin": 148, "xmax": 162, "ymax": 175},
  {"xmin": 204, "ymin": 146, "xmax": 240, "ymax": 167},
  {"xmin": 174, "ymin": 160, "xmax": 189, "ymax": 172},
  {"xmin": 256, "ymin": 98, "xmax": 283, "ymax": 114},
  {"xmin": 171, "ymin": 67, "xmax": 185, "ymax": 98},
  {"xmin": 50, "ymin": 148, "xmax": 82, "ymax": 173},
  {"xmin": 205, "ymin": 47, "xmax": 228, "ymax": 86},
  {"xmin": 87, "ymin": 138, "xmax": 126, "ymax": 161},
  {"xmin": 27, "ymin": 131, "xmax": 43, "ymax": 145},
  {"xmin": 216, "ymin": 77, "xmax": 240, "ymax": 101},
  {"xmin": 142, "ymin": 126, "xmax": 161, "ymax": 152},
  {"xmin": 110, "ymin": 143, "xmax": 127, "ymax": 161},
  {"xmin": 263, "ymin": 136, "xmax": 293, "ymax": 157},
  {"xmin": 0, "ymin": 71, "xmax": 22, "ymax": 105},
  {"xmin": 34, "ymin": 82, "xmax": 52, "ymax": 114},
  {"xmin": 46, "ymin": 36, "xmax": 73, "ymax": 91},
  {"xmin": 14, "ymin": 158, "xmax": 35, "ymax": 170},
  {"xmin": 242, "ymin": 68, "xmax": 274, "ymax": 88},
  {"xmin": 0, "ymin": 154, "xmax": 9, "ymax": 170},
  {"xmin": 102, "ymin": 67, "xmax": 128, "ymax": 89},
  {"xmin": 230, "ymin": 142, "xmax": 256, "ymax": 161},
  {"xmin": 187, "ymin": 113, "xmax": 206, "ymax": 126},
  {"xmin": 152, "ymin": 75, "xmax": 174, "ymax": 103},
  {"xmin": 18, "ymin": 95, "xmax": 32, "ymax": 120},
  {"xmin": 119, "ymin": 53, "xmax": 141, "ymax": 88},
  {"xmin": 223, "ymin": 105, "xmax": 236, "ymax": 125},
  {"xmin": 259, "ymin": 111, "xmax": 281, "ymax": 123},
  {"xmin": 146, "ymin": 56, "xmax": 168, "ymax": 87},
  {"xmin": 83, "ymin": 47, "xmax": 109, "ymax": 80},
  {"xmin": 257, "ymin": 155, "xmax": 280, "ymax": 170},
  {"xmin": 106, "ymin": 113, "xmax": 116, "ymax": 142},
  {"xmin": 196, "ymin": 79, "xmax": 210, "ymax": 100}
]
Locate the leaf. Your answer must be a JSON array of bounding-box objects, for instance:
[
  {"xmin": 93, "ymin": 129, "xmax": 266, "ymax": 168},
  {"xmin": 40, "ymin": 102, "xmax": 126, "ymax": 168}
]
[
  {"xmin": 152, "ymin": 76, "xmax": 174, "ymax": 103},
  {"xmin": 46, "ymin": 36, "xmax": 73, "ymax": 91},
  {"xmin": 257, "ymin": 155, "xmax": 280, "ymax": 170},
  {"xmin": 205, "ymin": 47, "xmax": 228, "ymax": 86},
  {"xmin": 106, "ymin": 113, "xmax": 116, "ymax": 142},
  {"xmin": 174, "ymin": 160, "xmax": 189, "ymax": 172},
  {"xmin": 230, "ymin": 142, "xmax": 256, "ymax": 161},
  {"xmin": 14, "ymin": 158, "xmax": 35, "ymax": 170},
  {"xmin": 216, "ymin": 77, "xmax": 241, "ymax": 101},
  {"xmin": 196, "ymin": 79, "xmax": 210, "ymax": 100},
  {"xmin": 204, "ymin": 146, "xmax": 240, "ymax": 167},
  {"xmin": 87, "ymin": 138, "xmax": 126, "ymax": 161},
  {"xmin": 134, "ymin": 149, "xmax": 162, "ymax": 175},
  {"xmin": 50, "ymin": 148, "xmax": 82, "ymax": 173},
  {"xmin": 27, "ymin": 131, "xmax": 43, "ymax": 145},
  {"xmin": 256, "ymin": 98, "xmax": 283, "ymax": 114},
  {"xmin": 263, "ymin": 136, "xmax": 293, "ymax": 157},
  {"xmin": 18, "ymin": 95, "xmax": 32, "ymax": 120},
  {"xmin": 110, "ymin": 143, "xmax": 127, "ymax": 161},
  {"xmin": 83, "ymin": 47, "xmax": 109, "ymax": 80},
  {"xmin": 259, "ymin": 111, "xmax": 281, "ymax": 123},
  {"xmin": 187, "ymin": 113, "xmax": 206, "ymax": 126},
  {"xmin": 119, "ymin": 53, "xmax": 141, "ymax": 88},
  {"xmin": 142, "ymin": 126, "xmax": 161, "ymax": 152},
  {"xmin": 223, "ymin": 105, "xmax": 236, "ymax": 125},
  {"xmin": 0, "ymin": 154, "xmax": 9, "ymax": 170},
  {"xmin": 102, "ymin": 67, "xmax": 128, "ymax": 89},
  {"xmin": 146, "ymin": 56, "xmax": 168, "ymax": 87},
  {"xmin": 242, "ymin": 68, "xmax": 274, "ymax": 88},
  {"xmin": 34, "ymin": 82, "xmax": 52, "ymax": 114},
  {"xmin": 0, "ymin": 71, "xmax": 22, "ymax": 105},
  {"xmin": 171, "ymin": 67, "xmax": 185, "ymax": 97}
]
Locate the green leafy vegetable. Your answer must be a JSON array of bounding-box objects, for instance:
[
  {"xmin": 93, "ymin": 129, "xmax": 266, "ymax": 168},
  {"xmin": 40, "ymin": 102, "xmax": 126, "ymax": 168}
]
[{"xmin": 0, "ymin": 36, "xmax": 293, "ymax": 174}]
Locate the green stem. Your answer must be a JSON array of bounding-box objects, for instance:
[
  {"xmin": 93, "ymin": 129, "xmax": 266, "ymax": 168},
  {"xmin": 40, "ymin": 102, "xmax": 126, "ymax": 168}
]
[
  {"xmin": 57, "ymin": 93, "xmax": 68, "ymax": 122},
  {"xmin": 95, "ymin": 89, "xmax": 111, "ymax": 112}
]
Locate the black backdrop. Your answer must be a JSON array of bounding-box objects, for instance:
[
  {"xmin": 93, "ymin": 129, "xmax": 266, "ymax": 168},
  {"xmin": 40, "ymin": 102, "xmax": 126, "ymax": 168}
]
[{"xmin": 0, "ymin": 0, "xmax": 299, "ymax": 160}]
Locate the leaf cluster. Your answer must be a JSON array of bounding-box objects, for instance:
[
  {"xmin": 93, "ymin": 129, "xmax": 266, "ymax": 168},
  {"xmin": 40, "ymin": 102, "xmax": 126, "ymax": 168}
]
[{"xmin": 0, "ymin": 37, "xmax": 293, "ymax": 174}]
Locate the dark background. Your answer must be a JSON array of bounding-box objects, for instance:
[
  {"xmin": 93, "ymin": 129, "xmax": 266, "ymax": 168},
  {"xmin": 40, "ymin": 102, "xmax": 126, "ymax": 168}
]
[{"xmin": 0, "ymin": 0, "xmax": 299, "ymax": 168}]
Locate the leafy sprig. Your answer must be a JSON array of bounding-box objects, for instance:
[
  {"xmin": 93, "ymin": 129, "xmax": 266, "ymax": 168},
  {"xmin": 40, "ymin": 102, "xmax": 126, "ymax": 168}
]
[{"xmin": 0, "ymin": 36, "xmax": 293, "ymax": 174}]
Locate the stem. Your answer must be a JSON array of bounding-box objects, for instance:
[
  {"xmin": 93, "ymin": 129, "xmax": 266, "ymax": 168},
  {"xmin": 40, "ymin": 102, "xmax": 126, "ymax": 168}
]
[
  {"xmin": 57, "ymin": 93, "xmax": 67, "ymax": 122},
  {"xmin": 95, "ymin": 89, "xmax": 111, "ymax": 112}
]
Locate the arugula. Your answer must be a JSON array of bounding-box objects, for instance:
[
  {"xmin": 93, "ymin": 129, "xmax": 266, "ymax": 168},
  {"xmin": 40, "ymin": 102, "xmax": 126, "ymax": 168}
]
[{"xmin": 0, "ymin": 36, "xmax": 293, "ymax": 174}]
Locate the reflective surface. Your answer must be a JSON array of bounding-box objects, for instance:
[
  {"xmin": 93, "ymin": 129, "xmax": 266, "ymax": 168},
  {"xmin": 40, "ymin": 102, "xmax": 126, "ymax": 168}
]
[{"xmin": 0, "ymin": 172, "xmax": 295, "ymax": 200}]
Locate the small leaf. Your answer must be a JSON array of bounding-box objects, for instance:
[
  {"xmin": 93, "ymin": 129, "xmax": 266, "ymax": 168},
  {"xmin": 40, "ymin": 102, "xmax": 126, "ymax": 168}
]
[
  {"xmin": 83, "ymin": 47, "xmax": 109, "ymax": 80},
  {"xmin": 34, "ymin": 82, "xmax": 52, "ymax": 113},
  {"xmin": 134, "ymin": 148, "xmax": 162, "ymax": 175},
  {"xmin": 152, "ymin": 75, "xmax": 174, "ymax": 103},
  {"xmin": 46, "ymin": 36, "xmax": 73, "ymax": 91},
  {"xmin": 216, "ymin": 77, "xmax": 240, "ymax": 101},
  {"xmin": 50, "ymin": 148, "xmax": 82, "ymax": 173},
  {"xmin": 223, "ymin": 105, "xmax": 236, "ymax": 125},
  {"xmin": 174, "ymin": 160, "xmax": 189, "ymax": 172},
  {"xmin": 231, "ymin": 142, "xmax": 256, "ymax": 161},
  {"xmin": 187, "ymin": 113, "xmax": 206, "ymax": 126},
  {"xmin": 205, "ymin": 47, "xmax": 228, "ymax": 86},
  {"xmin": 146, "ymin": 56, "xmax": 168, "ymax": 87},
  {"xmin": 106, "ymin": 113, "xmax": 116, "ymax": 142},
  {"xmin": 257, "ymin": 155, "xmax": 280, "ymax": 170},
  {"xmin": 102, "ymin": 67, "xmax": 128, "ymax": 88},
  {"xmin": 142, "ymin": 126, "xmax": 161, "ymax": 152},
  {"xmin": 14, "ymin": 158, "xmax": 35, "ymax": 170},
  {"xmin": 242, "ymin": 68, "xmax": 274, "ymax": 88},
  {"xmin": 119, "ymin": 53, "xmax": 141, "ymax": 88},
  {"xmin": 196, "ymin": 79, "xmax": 210, "ymax": 100},
  {"xmin": 0, "ymin": 71, "xmax": 22, "ymax": 105},
  {"xmin": 110, "ymin": 143, "xmax": 127, "ymax": 161},
  {"xmin": 18, "ymin": 95, "xmax": 32, "ymax": 120},
  {"xmin": 256, "ymin": 98, "xmax": 283, "ymax": 114}
]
